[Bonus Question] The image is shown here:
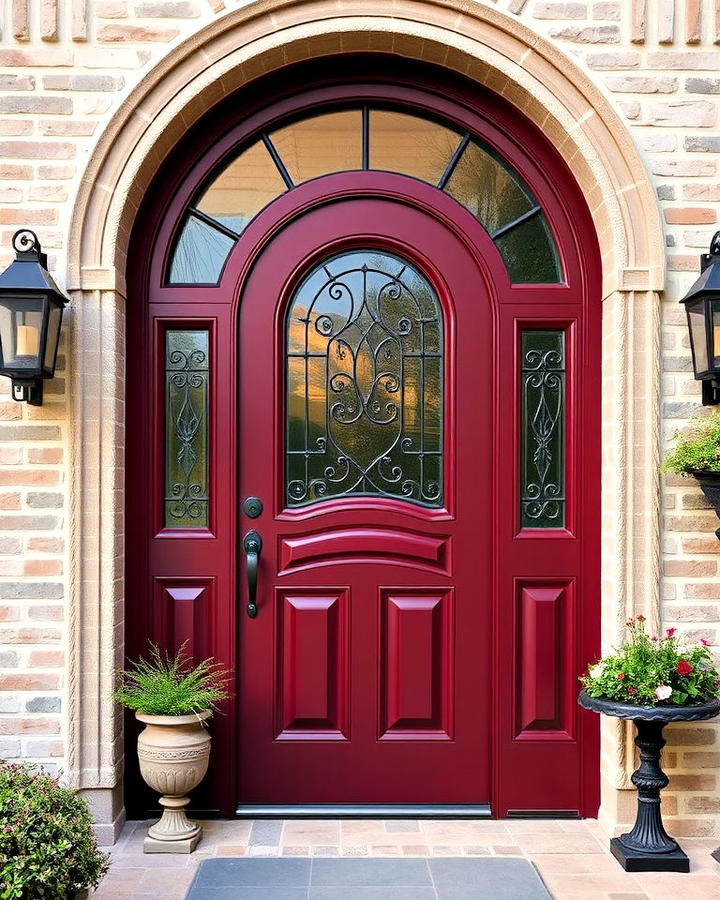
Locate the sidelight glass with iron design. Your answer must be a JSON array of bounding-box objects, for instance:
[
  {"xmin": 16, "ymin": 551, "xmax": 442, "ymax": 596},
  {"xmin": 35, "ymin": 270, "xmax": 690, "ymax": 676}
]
[
  {"xmin": 286, "ymin": 250, "xmax": 443, "ymax": 508},
  {"xmin": 165, "ymin": 330, "xmax": 209, "ymax": 528},
  {"xmin": 520, "ymin": 329, "xmax": 565, "ymax": 529}
]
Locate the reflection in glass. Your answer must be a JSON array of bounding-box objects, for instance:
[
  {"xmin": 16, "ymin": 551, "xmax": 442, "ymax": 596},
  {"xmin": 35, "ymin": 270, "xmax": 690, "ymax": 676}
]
[
  {"xmin": 270, "ymin": 110, "xmax": 362, "ymax": 185},
  {"xmin": 286, "ymin": 250, "xmax": 443, "ymax": 507},
  {"xmin": 196, "ymin": 140, "xmax": 288, "ymax": 234},
  {"xmin": 165, "ymin": 330, "xmax": 209, "ymax": 528},
  {"xmin": 521, "ymin": 330, "xmax": 565, "ymax": 529},
  {"xmin": 711, "ymin": 298, "xmax": 720, "ymax": 370},
  {"xmin": 168, "ymin": 214, "xmax": 235, "ymax": 284},
  {"xmin": 370, "ymin": 109, "xmax": 462, "ymax": 185},
  {"xmin": 444, "ymin": 140, "xmax": 534, "ymax": 236},
  {"xmin": 494, "ymin": 213, "xmax": 561, "ymax": 284},
  {"xmin": 687, "ymin": 299, "xmax": 709, "ymax": 374}
]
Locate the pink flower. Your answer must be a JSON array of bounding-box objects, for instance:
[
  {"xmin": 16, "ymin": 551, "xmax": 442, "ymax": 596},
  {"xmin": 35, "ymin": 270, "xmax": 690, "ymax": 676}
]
[
  {"xmin": 627, "ymin": 686, "xmax": 637, "ymax": 696},
  {"xmin": 654, "ymin": 685, "xmax": 672, "ymax": 701},
  {"xmin": 700, "ymin": 639, "xmax": 710, "ymax": 646},
  {"xmin": 677, "ymin": 660, "xmax": 693, "ymax": 677},
  {"xmin": 666, "ymin": 628, "xmax": 676, "ymax": 638},
  {"xmin": 616, "ymin": 673, "xmax": 625, "ymax": 681}
]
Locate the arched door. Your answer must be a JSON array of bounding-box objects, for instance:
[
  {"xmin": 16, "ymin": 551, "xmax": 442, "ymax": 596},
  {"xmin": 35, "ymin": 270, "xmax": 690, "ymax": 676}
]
[
  {"xmin": 125, "ymin": 60, "xmax": 601, "ymax": 819},
  {"xmin": 238, "ymin": 192, "xmax": 492, "ymax": 806}
]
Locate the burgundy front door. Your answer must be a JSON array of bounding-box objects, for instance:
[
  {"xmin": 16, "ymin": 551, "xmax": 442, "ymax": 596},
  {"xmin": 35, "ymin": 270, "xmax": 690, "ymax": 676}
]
[
  {"xmin": 126, "ymin": 62, "xmax": 602, "ymax": 819},
  {"xmin": 237, "ymin": 195, "xmax": 492, "ymax": 805}
]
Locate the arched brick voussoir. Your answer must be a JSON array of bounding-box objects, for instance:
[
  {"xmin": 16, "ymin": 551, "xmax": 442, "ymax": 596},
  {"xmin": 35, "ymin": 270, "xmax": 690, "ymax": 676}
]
[{"xmin": 67, "ymin": 0, "xmax": 664, "ymax": 299}]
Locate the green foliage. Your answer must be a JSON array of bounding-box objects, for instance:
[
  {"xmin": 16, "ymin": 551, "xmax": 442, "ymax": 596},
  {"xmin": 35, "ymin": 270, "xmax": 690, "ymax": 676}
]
[
  {"xmin": 0, "ymin": 763, "xmax": 109, "ymax": 900},
  {"xmin": 113, "ymin": 641, "xmax": 230, "ymax": 716},
  {"xmin": 581, "ymin": 617, "xmax": 720, "ymax": 706},
  {"xmin": 662, "ymin": 413, "xmax": 720, "ymax": 474}
]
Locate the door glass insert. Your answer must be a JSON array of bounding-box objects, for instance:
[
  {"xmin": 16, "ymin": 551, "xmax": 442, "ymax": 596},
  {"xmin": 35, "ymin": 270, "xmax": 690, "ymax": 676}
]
[
  {"xmin": 286, "ymin": 250, "xmax": 443, "ymax": 508},
  {"xmin": 520, "ymin": 329, "xmax": 565, "ymax": 529},
  {"xmin": 165, "ymin": 329, "xmax": 210, "ymax": 528}
]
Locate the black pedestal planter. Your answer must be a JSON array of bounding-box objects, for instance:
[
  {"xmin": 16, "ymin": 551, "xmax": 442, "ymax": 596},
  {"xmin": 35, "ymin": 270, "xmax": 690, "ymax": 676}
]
[
  {"xmin": 578, "ymin": 691, "xmax": 720, "ymax": 872},
  {"xmin": 690, "ymin": 469, "xmax": 720, "ymax": 539}
]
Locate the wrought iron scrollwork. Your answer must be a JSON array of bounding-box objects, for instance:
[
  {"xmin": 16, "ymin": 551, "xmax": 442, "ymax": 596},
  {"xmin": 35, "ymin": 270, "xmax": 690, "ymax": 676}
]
[
  {"xmin": 521, "ymin": 331, "xmax": 565, "ymax": 528},
  {"xmin": 286, "ymin": 251, "xmax": 443, "ymax": 507},
  {"xmin": 165, "ymin": 332, "xmax": 209, "ymax": 527}
]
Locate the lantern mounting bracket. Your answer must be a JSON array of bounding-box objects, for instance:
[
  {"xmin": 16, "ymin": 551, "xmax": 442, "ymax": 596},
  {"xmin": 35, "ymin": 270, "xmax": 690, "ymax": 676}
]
[
  {"xmin": 11, "ymin": 379, "xmax": 43, "ymax": 407},
  {"xmin": 702, "ymin": 379, "xmax": 720, "ymax": 407}
]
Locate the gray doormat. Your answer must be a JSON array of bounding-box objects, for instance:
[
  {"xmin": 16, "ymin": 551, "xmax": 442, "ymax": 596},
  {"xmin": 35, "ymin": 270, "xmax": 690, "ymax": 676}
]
[{"xmin": 185, "ymin": 857, "xmax": 551, "ymax": 899}]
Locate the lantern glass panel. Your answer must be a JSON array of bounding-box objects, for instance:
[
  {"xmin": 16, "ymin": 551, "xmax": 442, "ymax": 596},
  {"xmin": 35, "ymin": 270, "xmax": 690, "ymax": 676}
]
[
  {"xmin": 711, "ymin": 297, "xmax": 720, "ymax": 370},
  {"xmin": 687, "ymin": 298, "xmax": 709, "ymax": 376},
  {"xmin": 44, "ymin": 301, "xmax": 62, "ymax": 373},
  {"xmin": 0, "ymin": 295, "xmax": 44, "ymax": 372}
]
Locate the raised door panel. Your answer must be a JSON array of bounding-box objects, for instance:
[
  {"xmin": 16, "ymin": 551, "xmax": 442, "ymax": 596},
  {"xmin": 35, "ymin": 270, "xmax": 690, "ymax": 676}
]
[
  {"xmin": 380, "ymin": 589, "xmax": 453, "ymax": 740},
  {"xmin": 515, "ymin": 581, "xmax": 574, "ymax": 740},
  {"xmin": 152, "ymin": 577, "xmax": 214, "ymax": 660},
  {"xmin": 275, "ymin": 589, "xmax": 348, "ymax": 740}
]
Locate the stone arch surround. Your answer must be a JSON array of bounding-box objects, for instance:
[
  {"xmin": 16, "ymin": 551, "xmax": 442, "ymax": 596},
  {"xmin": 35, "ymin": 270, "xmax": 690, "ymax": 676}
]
[{"xmin": 64, "ymin": 0, "xmax": 665, "ymax": 840}]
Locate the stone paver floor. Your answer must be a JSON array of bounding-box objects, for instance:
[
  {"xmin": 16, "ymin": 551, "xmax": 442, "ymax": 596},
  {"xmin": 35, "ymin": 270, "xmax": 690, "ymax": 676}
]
[{"xmin": 94, "ymin": 818, "xmax": 720, "ymax": 899}]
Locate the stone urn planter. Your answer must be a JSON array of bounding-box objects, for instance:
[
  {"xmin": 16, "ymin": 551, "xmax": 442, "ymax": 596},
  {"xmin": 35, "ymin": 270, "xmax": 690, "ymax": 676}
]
[
  {"xmin": 136, "ymin": 710, "xmax": 212, "ymax": 853},
  {"xmin": 689, "ymin": 469, "xmax": 720, "ymax": 539},
  {"xmin": 578, "ymin": 690, "xmax": 720, "ymax": 872}
]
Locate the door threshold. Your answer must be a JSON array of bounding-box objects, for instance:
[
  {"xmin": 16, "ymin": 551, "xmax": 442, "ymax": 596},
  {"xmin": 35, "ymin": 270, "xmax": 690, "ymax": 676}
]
[{"xmin": 235, "ymin": 803, "xmax": 492, "ymax": 818}]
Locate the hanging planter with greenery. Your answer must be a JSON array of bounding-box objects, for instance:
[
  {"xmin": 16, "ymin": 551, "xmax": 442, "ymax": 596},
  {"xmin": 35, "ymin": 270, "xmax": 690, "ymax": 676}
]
[{"xmin": 662, "ymin": 413, "xmax": 720, "ymax": 538}]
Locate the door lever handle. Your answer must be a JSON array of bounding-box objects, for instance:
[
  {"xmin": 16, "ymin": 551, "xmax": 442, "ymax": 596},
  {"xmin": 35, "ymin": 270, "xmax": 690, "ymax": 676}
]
[{"xmin": 243, "ymin": 530, "xmax": 263, "ymax": 618}]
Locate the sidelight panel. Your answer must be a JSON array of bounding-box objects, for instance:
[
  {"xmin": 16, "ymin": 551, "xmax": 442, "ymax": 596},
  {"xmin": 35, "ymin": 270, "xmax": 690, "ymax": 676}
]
[
  {"xmin": 164, "ymin": 329, "xmax": 210, "ymax": 529},
  {"xmin": 520, "ymin": 329, "xmax": 566, "ymax": 529}
]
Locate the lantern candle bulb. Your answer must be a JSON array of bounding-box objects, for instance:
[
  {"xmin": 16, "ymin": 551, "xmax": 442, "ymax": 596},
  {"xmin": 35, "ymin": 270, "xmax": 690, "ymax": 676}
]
[{"xmin": 16, "ymin": 324, "xmax": 38, "ymax": 358}]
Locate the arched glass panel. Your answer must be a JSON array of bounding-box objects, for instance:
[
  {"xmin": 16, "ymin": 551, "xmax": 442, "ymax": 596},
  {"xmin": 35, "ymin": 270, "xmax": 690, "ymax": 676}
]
[
  {"xmin": 286, "ymin": 250, "xmax": 443, "ymax": 508},
  {"xmin": 269, "ymin": 110, "xmax": 362, "ymax": 185},
  {"xmin": 167, "ymin": 105, "xmax": 563, "ymax": 286},
  {"xmin": 444, "ymin": 140, "xmax": 535, "ymax": 236},
  {"xmin": 369, "ymin": 109, "xmax": 462, "ymax": 184},
  {"xmin": 196, "ymin": 140, "xmax": 288, "ymax": 234},
  {"xmin": 168, "ymin": 213, "xmax": 236, "ymax": 284}
]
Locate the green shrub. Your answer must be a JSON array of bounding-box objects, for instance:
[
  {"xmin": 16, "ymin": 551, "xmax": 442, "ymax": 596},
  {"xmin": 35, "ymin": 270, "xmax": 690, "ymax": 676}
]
[
  {"xmin": 113, "ymin": 641, "xmax": 229, "ymax": 716},
  {"xmin": 662, "ymin": 413, "xmax": 720, "ymax": 474},
  {"xmin": 581, "ymin": 617, "xmax": 720, "ymax": 706},
  {"xmin": 0, "ymin": 763, "xmax": 108, "ymax": 900}
]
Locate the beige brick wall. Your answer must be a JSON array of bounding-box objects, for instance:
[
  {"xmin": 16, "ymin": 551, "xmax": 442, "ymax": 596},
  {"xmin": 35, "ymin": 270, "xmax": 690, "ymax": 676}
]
[{"xmin": 0, "ymin": 0, "xmax": 719, "ymax": 835}]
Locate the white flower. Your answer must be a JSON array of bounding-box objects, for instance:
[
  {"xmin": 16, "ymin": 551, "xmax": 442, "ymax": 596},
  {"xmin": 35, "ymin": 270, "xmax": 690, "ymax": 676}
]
[
  {"xmin": 589, "ymin": 663, "xmax": 605, "ymax": 679},
  {"xmin": 654, "ymin": 685, "xmax": 672, "ymax": 701}
]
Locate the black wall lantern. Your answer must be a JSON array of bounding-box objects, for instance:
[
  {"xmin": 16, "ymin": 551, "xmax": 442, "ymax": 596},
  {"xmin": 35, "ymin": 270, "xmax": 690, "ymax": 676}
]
[
  {"xmin": 681, "ymin": 230, "xmax": 720, "ymax": 406},
  {"xmin": 0, "ymin": 230, "xmax": 69, "ymax": 406}
]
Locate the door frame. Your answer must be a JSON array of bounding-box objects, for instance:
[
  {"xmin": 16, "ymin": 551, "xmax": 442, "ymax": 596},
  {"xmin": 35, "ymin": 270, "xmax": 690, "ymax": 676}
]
[{"xmin": 125, "ymin": 56, "xmax": 601, "ymax": 819}]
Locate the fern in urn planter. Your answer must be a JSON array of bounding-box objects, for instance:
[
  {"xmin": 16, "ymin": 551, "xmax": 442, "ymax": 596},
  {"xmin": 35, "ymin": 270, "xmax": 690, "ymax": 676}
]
[
  {"xmin": 113, "ymin": 643, "xmax": 230, "ymax": 854},
  {"xmin": 662, "ymin": 412, "xmax": 720, "ymax": 538}
]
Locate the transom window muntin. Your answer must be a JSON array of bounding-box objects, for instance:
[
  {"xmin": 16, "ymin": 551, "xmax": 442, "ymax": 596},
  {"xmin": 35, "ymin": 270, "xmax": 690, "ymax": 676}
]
[
  {"xmin": 285, "ymin": 249, "xmax": 444, "ymax": 509},
  {"xmin": 168, "ymin": 104, "xmax": 562, "ymax": 286}
]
